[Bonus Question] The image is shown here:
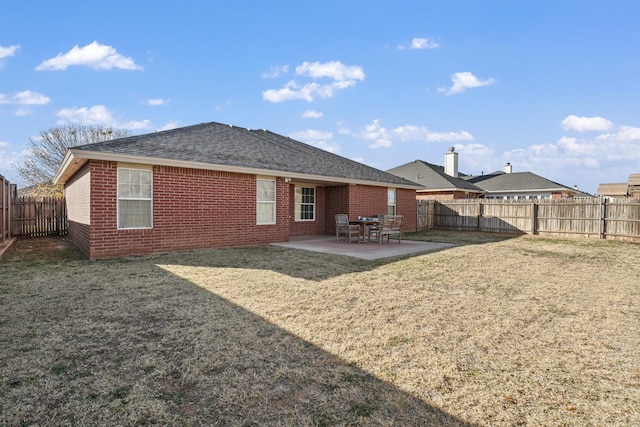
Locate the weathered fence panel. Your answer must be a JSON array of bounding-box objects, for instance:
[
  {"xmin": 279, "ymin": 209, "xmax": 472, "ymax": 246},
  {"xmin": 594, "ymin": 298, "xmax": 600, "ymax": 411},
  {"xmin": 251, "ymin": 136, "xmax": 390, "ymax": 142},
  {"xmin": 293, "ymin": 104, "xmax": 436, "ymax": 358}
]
[
  {"xmin": 11, "ymin": 197, "xmax": 67, "ymax": 237},
  {"xmin": 416, "ymin": 200, "xmax": 435, "ymax": 230},
  {"xmin": 418, "ymin": 198, "xmax": 640, "ymax": 241}
]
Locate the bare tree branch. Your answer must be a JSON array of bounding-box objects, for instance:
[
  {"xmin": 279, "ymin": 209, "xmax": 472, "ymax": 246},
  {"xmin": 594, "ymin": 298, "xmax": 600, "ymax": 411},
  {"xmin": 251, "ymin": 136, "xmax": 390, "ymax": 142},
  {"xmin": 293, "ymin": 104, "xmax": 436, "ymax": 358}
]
[{"xmin": 15, "ymin": 124, "xmax": 131, "ymax": 194}]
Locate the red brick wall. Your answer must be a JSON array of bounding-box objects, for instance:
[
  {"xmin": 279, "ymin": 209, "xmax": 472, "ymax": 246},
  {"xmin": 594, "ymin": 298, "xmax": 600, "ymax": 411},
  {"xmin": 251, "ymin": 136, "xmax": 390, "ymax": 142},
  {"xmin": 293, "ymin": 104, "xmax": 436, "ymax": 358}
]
[
  {"xmin": 288, "ymin": 185, "xmax": 327, "ymax": 236},
  {"xmin": 325, "ymin": 185, "xmax": 351, "ymax": 235},
  {"xmin": 80, "ymin": 161, "xmax": 290, "ymax": 259},
  {"xmin": 397, "ymin": 188, "xmax": 417, "ymax": 232},
  {"xmin": 68, "ymin": 221, "xmax": 90, "ymax": 257}
]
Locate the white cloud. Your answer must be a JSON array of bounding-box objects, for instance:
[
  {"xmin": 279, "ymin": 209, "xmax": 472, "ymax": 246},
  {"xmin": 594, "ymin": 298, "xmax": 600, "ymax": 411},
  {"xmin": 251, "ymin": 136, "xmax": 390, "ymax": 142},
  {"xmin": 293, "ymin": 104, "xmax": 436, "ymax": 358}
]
[
  {"xmin": 0, "ymin": 44, "xmax": 20, "ymax": 59},
  {"xmin": 561, "ymin": 115, "xmax": 613, "ymax": 132},
  {"xmin": 14, "ymin": 107, "xmax": 31, "ymax": 116},
  {"xmin": 361, "ymin": 119, "xmax": 392, "ymax": 149},
  {"xmin": 289, "ymin": 129, "xmax": 340, "ymax": 153},
  {"xmin": 0, "ymin": 45, "xmax": 20, "ymax": 69},
  {"xmin": 158, "ymin": 121, "xmax": 179, "ymax": 131},
  {"xmin": 261, "ymin": 65, "xmax": 289, "ymax": 78},
  {"xmin": 392, "ymin": 125, "xmax": 430, "ymax": 141},
  {"xmin": 147, "ymin": 98, "xmax": 167, "ymax": 106},
  {"xmin": 0, "ymin": 141, "xmax": 8, "ymax": 148},
  {"xmin": 57, "ymin": 105, "xmax": 115, "ymax": 125},
  {"xmin": 0, "ymin": 90, "xmax": 50, "ymax": 105},
  {"xmin": 440, "ymin": 71, "xmax": 495, "ymax": 95},
  {"xmin": 427, "ymin": 130, "xmax": 474, "ymax": 142},
  {"xmin": 122, "ymin": 119, "xmax": 151, "ymax": 130},
  {"xmin": 56, "ymin": 104, "xmax": 151, "ymax": 130},
  {"xmin": 263, "ymin": 61, "xmax": 364, "ymax": 103},
  {"xmin": 36, "ymin": 41, "xmax": 143, "ymax": 71},
  {"xmin": 302, "ymin": 110, "xmax": 323, "ymax": 119},
  {"xmin": 295, "ymin": 61, "xmax": 365, "ymax": 81},
  {"xmin": 398, "ymin": 37, "xmax": 440, "ymax": 50},
  {"xmin": 390, "ymin": 125, "xmax": 474, "ymax": 143}
]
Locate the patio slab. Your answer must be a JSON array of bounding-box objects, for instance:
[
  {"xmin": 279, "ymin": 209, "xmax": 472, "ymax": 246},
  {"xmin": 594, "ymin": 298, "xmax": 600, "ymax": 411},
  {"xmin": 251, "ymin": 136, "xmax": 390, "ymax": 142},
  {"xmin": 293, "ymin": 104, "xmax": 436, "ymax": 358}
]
[{"xmin": 271, "ymin": 236, "xmax": 453, "ymax": 260}]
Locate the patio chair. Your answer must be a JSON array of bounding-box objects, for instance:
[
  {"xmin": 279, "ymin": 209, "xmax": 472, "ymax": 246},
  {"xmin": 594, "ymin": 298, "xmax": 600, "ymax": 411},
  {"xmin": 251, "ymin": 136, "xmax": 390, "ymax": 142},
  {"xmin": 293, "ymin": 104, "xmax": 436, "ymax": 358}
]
[
  {"xmin": 335, "ymin": 214, "xmax": 360, "ymax": 244},
  {"xmin": 369, "ymin": 215, "xmax": 403, "ymax": 245}
]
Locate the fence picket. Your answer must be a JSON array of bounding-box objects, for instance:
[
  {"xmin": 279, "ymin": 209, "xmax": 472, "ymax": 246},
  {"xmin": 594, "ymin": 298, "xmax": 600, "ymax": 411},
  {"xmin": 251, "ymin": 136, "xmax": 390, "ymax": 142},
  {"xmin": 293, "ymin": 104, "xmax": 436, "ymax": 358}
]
[
  {"xmin": 417, "ymin": 198, "xmax": 640, "ymax": 242},
  {"xmin": 10, "ymin": 197, "xmax": 68, "ymax": 237}
]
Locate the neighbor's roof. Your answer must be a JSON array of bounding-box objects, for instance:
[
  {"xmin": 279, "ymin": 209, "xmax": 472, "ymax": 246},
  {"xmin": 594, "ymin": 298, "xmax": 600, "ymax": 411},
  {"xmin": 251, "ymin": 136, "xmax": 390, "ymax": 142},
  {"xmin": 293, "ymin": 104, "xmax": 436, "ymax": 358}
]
[
  {"xmin": 597, "ymin": 183, "xmax": 629, "ymax": 196},
  {"xmin": 387, "ymin": 160, "xmax": 484, "ymax": 193},
  {"xmin": 628, "ymin": 173, "xmax": 640, "ymax": 186},
  {"xmin": 54, "ymin": 121, "xmax": 421, "ymax": 189},
  {"xmin": 465, "ymin": 171, "xmax": 577, "ymax": 194}
]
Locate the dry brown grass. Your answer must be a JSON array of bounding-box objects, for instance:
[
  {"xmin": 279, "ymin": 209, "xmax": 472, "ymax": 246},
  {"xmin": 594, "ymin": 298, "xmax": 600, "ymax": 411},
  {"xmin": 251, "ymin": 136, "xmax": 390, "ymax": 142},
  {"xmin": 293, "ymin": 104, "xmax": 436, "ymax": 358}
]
[{"xmin": 1, "ymin": 232, "xmax": 639, "ymax": 426}]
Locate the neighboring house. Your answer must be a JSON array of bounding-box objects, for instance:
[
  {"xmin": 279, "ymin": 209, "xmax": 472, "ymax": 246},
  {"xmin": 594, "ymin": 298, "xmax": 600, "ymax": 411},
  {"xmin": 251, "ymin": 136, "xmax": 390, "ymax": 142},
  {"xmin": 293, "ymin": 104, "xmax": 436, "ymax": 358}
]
[
  {"xmin": 389, "ymin": 148, "xmax": 578, "ymax": 200},
  {"xmin": 597, "ymin": 173, "xmax": 640, "ymax": 199},
  {"xmin": 53, "ymin": 121, "xmax": 421, "ymax": 259},
  {"xmin": 466, "ymin": 167, "xmax": 578, "ymax": 200},
  {"xmin": 387, "ymin": 148, "xmax": 484, "ymax": 200}
]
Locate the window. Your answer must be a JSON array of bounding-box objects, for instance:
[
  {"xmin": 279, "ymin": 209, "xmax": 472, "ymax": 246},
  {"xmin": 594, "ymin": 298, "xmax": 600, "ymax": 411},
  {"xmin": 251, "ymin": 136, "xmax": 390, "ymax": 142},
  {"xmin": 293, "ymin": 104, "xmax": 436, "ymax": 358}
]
[
  {"xmin": 295, "ymin": 186, "xmax": 315, "ymax": 221},
  {"xmin": 118, "ymin": 167, "xmax": 152, "ymax": 229},
  {"xmin": 257, "ymin": 178, "xmax": 276, "ymax": 224},
  {"xmin": 387, "ymin": 188, "xmax": 396, "ymax": 215}
]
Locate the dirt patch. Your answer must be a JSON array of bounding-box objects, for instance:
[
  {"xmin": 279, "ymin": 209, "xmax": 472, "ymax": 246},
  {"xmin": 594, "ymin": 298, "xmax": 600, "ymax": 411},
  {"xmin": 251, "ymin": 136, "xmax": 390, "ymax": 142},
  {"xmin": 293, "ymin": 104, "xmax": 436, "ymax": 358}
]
[{"xmin": 0, "ymin": 235, "xmax": 84, "ymax": 263}]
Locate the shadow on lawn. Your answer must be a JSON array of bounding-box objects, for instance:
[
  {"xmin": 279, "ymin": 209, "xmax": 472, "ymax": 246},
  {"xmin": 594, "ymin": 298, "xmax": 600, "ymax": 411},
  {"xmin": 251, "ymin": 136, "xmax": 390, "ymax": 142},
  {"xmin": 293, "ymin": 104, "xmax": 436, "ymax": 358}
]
[{"xmin": 0, "ymin": 248, "xmax": 477, "ymax": 426}]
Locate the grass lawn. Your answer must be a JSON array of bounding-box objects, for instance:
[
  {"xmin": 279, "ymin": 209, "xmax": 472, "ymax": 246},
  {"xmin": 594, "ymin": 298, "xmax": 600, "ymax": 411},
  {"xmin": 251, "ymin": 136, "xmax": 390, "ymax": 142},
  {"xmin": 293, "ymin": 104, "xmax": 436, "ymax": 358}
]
[{"xmin": 1, "ymin": 231, "xmax": 638, "ymax": 426}]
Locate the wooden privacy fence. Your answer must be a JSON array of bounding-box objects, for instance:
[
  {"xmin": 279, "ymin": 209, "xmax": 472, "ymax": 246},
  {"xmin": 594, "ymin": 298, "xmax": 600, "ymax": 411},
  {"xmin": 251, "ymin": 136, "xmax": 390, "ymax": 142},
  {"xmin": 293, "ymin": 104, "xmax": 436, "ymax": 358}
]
[
  {"xmin": 417, "ymin": 198, "xmax": 640, "ymax": 241},
  {"xmin": 11, "ymin": 197, "xmax": 67, "ymax": 237}
]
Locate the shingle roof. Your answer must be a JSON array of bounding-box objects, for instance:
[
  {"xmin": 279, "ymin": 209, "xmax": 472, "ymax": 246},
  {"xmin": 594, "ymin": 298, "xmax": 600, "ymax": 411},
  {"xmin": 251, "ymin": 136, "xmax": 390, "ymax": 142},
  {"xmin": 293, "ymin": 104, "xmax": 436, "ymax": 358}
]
[
  {"xmin": 56, "ymin": 121, "xmax": 420, "ymax": 188},
  {"xmin": 387, "ymin": 160, "xmax": 483, "ymax": 192},
  {"xmin": 466, "ymin": 171, "xmax": 575, "ymax": 193}
]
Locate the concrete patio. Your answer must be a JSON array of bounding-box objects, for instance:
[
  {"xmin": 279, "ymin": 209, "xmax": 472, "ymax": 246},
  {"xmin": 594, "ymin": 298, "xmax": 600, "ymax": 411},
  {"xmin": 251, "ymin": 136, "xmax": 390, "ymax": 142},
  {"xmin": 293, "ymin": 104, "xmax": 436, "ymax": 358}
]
[{"xmin": 271, "ymin": 235, "xmax": 453, "ymax": 260}]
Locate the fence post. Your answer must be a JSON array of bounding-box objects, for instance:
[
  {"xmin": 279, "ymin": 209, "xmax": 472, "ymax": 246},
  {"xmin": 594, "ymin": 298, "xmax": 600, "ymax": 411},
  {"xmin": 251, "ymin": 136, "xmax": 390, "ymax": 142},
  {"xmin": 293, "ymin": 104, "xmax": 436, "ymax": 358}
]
[
  {"xmin": 599, "ymin": 197, "xmax": 607, "ymax": 239},
  {"xmin": 530, "ymin": 202, "xmax": 537, "ymax": 235},
  {"xmin": 477, "ymin": 201, "xmax": 483, "ymax": 231}
]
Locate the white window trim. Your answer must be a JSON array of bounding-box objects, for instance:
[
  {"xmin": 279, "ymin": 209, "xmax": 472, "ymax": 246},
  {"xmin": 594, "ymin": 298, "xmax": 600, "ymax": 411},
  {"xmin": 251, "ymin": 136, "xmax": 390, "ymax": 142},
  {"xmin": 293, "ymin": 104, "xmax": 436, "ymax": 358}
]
[
  {"xmin": 117, "ymin": 166, "xmax": 153, "ymax": 230},
  {"xmin": 387, "ymin": 187, "xmax": 397, "ymax": 215},
  {"xmin": 295, "ymin": 185, "xmax": 316, "ymax": 222},
  {"xmin": 256, "ymin": 177, "xmax": 276, "ymax": 225}
]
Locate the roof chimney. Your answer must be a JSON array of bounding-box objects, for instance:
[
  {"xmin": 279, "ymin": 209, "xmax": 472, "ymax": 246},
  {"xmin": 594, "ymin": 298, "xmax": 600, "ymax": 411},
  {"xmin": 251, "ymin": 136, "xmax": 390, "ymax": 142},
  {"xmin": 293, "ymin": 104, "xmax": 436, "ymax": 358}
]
[
  {"xmin": 504, "ymin": 162, "xmax": 513, "ymax": 174},
  {"xmin": 444, "ymin": 147, "xmax": 459, "ymax": 178}
]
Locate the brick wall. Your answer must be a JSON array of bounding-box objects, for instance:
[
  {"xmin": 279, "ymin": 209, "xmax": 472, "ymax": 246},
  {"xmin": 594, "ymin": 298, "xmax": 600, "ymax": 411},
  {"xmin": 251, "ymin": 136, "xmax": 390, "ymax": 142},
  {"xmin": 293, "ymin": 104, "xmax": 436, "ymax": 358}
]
[
  {"xmin": 288, "ymin": 185, "xmax": 327, "ymax": 236},
  {"xmin": 68, "ymin": 221, "xmax": 90, "ymax": 257},
  {"xmin": 81, "ymin": 161, "xmax": 290, "ymax": 259}
]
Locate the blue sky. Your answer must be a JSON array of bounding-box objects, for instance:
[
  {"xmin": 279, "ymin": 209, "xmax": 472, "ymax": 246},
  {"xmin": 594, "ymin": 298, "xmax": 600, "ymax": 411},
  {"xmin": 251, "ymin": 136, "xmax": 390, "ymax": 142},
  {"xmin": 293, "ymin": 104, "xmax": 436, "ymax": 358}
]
[{"xmin": 2, "ymin": 1, "xmax": 640, "ymax": 194}]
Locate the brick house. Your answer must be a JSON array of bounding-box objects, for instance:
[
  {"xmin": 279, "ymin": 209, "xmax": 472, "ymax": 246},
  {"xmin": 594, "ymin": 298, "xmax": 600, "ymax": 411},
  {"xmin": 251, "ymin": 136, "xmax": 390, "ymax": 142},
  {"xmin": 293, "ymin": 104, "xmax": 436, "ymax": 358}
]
[
  {"xmin": 388, "ymin": 148, "xmax": 578, "ymax": 200},
  {"xmin": 53, "ymin": 121, "xmax": 420, "ymax": 259}
]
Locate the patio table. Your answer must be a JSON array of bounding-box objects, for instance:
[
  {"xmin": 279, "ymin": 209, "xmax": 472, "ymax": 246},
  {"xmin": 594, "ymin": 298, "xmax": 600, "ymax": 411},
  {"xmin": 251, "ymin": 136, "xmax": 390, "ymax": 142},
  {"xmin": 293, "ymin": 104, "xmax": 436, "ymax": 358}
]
[{"xmin": 349, "ymin": 217, "xmax": 380, "ymax": 242}]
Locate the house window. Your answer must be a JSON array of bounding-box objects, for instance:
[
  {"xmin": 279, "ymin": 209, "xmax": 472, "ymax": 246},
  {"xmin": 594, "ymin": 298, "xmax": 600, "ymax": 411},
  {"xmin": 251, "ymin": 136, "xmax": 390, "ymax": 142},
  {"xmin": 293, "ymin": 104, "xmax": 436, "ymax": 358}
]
[
  {"xmin": 387, "ymin": 188, "xmax": 396, "ymax": 215},
  {"xmin": 257, "ymin": 178, "xmax": 276, "ymax": 224},
  {"xmin": 295, "ymin": 186, "xmax": 315, "ymax": 221},
  {"xmin": 117, "ymin": 167, "xmax": 153, "ymax": 229}
]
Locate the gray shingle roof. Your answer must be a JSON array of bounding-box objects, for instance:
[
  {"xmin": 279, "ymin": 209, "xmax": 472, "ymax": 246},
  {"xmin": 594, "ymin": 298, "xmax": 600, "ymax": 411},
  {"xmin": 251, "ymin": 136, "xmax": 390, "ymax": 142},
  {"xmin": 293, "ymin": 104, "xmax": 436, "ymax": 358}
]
[
  {"xmin": 387, "ymin": 160, "xmax": 483, "ymax": 192},
  {"xmin": 65, "ymin": 121, "xmax": 420, "ymax": 187},
  {"xmin": 465, "ymin": 171, "xmax": 575, "ymax": 192}
]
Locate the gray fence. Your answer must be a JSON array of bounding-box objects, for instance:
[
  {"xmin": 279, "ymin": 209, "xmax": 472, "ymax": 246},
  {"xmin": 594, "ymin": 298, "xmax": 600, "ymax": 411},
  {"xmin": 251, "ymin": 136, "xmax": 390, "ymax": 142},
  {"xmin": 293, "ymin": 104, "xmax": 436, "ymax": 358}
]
[{"xmin": 417, "ymin": 198, "xmax": 640, "ymax": 242}]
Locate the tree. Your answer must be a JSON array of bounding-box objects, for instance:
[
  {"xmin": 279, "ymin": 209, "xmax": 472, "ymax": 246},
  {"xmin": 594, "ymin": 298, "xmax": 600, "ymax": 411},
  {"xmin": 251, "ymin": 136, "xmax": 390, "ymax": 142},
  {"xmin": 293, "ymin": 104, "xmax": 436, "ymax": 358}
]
[{"xmin": 15, "ymin": 124, "xmax": 131, "ymax": 197}]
